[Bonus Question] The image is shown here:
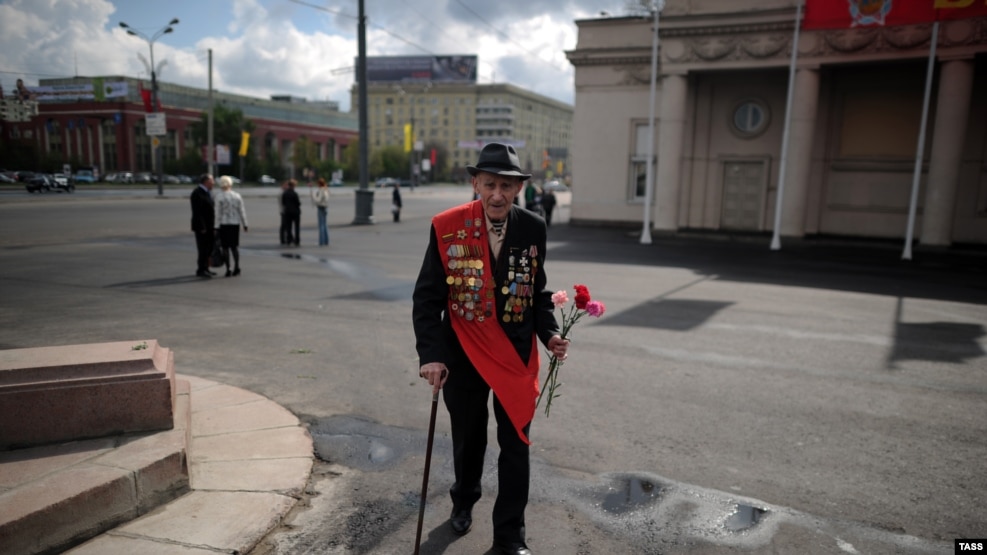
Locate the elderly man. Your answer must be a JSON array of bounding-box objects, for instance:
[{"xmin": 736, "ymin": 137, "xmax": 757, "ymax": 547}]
[
  {"xmin": 413, "ymin": 143, "xmax": 569, "ymax": 555},
  {"xmin": 190, "ymin": 173, "xmax": 215, "ymax": 278}
]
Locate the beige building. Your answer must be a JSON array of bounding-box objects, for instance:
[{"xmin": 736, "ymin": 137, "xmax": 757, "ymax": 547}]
[
  {"xmin": 566, "ymin": 0, "xmax": 987, "ymax": 246},
  {"xmin": 353, "ymin": 82, "xmax": 573, "ymax": 180}
]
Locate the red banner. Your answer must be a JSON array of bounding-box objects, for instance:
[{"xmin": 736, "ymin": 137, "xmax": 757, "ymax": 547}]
[{"xmin": 804, "ymin": 0, "xmax": 987, "ymax": 30}]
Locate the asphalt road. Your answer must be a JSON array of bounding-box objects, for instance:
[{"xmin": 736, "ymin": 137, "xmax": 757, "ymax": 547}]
[{"xmin": 0, "ymin": 186, "xmax": 984, "ymax": 554}]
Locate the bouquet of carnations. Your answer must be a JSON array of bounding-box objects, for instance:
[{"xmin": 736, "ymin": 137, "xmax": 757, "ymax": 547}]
[{"xmin": 537, "ymin": 284, "xmax": 606, "ymax": 417}]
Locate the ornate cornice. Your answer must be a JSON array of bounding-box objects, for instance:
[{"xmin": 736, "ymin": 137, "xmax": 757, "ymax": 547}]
[{"xmin": 568, "ymin": 17, "xmax": 987, "ymax": 71}]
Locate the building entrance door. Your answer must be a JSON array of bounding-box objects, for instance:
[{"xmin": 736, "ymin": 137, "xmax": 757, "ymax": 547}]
[{"xmin": 720, "ymin": 161, "xmax": 765, "ymax": 230}]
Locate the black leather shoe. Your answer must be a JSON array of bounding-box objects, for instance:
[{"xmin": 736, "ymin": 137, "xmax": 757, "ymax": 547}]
[
  {"xmin": 492, "ymin": 540, "xmax": 532, "ymax": 555},
  {"xmin": 449, "ymin": 508, "xmax": 472, "ymax": 536},
  {"xmin": 195, "ymin": 271, "xmax": 212, "ymax": 278},
  {"xmin": 207, "ymin": 270, "xmax": 217, "ymax": 276}
]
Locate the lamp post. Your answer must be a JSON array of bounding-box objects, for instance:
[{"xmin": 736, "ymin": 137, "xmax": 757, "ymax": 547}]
[
  {"xmin": 120, "ymin": 18, "xmax": 179, "ymax": 196},
  {"xmin": 640, "ymin": 0, "xmax": 664, "ymax": 245}
]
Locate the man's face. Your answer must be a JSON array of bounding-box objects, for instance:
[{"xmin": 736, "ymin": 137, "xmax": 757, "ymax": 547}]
[
  {"xmin": 473, "ymin": 172, "xmax": 523, "ymax": 221},
  {"xmin": 204, "ymin": 176, "xmax": 214, "ymax": 190}
]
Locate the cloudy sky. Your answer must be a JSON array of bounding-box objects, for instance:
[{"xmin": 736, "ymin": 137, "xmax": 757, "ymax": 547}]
[{"xmin": 0, "ymin": 0, "xmax": 642, "ymax": 112}]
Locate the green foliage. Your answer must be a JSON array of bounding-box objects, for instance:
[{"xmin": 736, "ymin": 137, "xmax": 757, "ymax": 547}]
[
  {"xmin": 371, "ymin": 144, "xmax": 408, "ymax": 179},
  {"xmin": 340, "ymin": 142, "xmax": 359, "ymax": 180},
  {"xmin": 165, "ymin": 148, "xmax": 209, "ymax": 176},
  {"xmin": 187, "ymin": 104, "xmax": 256, "ymax": 177}
]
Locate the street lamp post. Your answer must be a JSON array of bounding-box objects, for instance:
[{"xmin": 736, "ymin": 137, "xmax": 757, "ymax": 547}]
[{"xmin": 120, "ymin": 18, "xmax": 179, "ymax": 196}]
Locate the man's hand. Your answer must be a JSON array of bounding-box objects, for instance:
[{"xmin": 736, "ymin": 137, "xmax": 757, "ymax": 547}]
[
  {"xmin": 419, "ymin": 362, "xmax": 448, "ymax": 394},
  {"xmin": 547, "ymin": 335, "xmax": 570, "ymax": 360}
]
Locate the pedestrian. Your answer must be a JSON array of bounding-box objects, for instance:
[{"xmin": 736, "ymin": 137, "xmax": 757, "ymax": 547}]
[
  {"xmin": 214, "ymin": 175, "xmax": 249, "ymax": 276},
  {"xmin": 310, "ymin": 177, "xmax": 330, "ymax": 245},
  {"xmin": 278, "ymin": 180, "xmax": 290, "ymax": 245},
  {"xmin": 282, "ymin": 179, "xmax": 301, "ymax": 246},
  {"xmin": 412, "ymin": 142, "xmax": 570, "ymax": 555},
  {"xmin": 391, "ymin": 181, "xmax": 403, "ymax": 222},
  {"xmin": 540, "ymin": 188, "xmax": 556, "ymax": 227},
  {"xmin": 190, "ymin": 173, "xmax": 215, "ymax": 278}
]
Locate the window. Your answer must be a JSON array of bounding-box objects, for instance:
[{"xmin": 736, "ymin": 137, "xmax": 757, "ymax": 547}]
[
  {"xmin": 629, "ymin": 122, "xmax": 654, "ymax": 201},
  {"xmin": 731, "ymin": 99, "xmax": 769, "ymax": 138}
]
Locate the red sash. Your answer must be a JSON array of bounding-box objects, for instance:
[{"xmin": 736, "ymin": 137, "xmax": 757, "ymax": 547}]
[{"xmin": 433, "ymin": 201, "xmax": 540, "ymax": 445}]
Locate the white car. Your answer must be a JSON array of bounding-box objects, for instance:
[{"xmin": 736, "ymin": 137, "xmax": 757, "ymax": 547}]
[{"xmin": 259, "ymin": 175, "xmax": 276, "ymax": 185}]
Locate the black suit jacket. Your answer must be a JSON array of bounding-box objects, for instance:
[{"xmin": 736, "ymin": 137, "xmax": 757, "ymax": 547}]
[
  {"xmin": 190, "ymin": 185, "xmax": 214, "ymax": 232},
  {"xmin": 413, "ymin": 204, "xmax": 559, "ymax": 389}
]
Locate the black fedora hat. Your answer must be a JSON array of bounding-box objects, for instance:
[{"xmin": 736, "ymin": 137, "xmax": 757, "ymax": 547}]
[{"xmin": 467, "ymin": 143, "xmax": 531, "ymax": 181}]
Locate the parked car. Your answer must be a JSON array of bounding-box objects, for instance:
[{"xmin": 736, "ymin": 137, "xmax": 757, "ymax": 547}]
[
  {"xmin": 74, "ymin": 169, "xmax": 96, "ymax": 184},
  {"xmin": 329, "ymin": 178, "xmax": 344, "ymax": 187},
  {"xmin": 135, "ymin": 172, "xmax": 153, "ymax": 183},
  {"xmin": 543, "ymin": 180, "xmax": 569, "ymax": 193},
  {"xmin": 176, "ymin": 175, "xmax": 192, "ymax": 184},
  {"xmin": 51, "ymin": 174, "xmax": 75, "ymax": 192},
  {"xmin": 375, "ymin": 177, "xmax": 399, "ymax": 188},
  {"xmin": 25, "ymin": 174, "xmax": 53, "ymax": 193},
  {"xmin": 0, "ymin": 172, "xmax": 15, "ymax": 184},
  {"xmin": 259, "ymin": 174, "xmax": 276, "ymax": 185}
]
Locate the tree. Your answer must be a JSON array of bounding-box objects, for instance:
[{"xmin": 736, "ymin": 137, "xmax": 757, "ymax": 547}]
[
  {"xmin": 187, "ymin": 104, "xmax": 256, "ymax": 178},
  {"xmin": 370, "ymin": 145, "xmax": 408, "ymax": 178}
]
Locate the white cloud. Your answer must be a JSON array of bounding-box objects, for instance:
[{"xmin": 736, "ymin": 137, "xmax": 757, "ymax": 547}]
[{"xmin": 0, "ymin": 0, "xmax": 630, "ymax": 110}]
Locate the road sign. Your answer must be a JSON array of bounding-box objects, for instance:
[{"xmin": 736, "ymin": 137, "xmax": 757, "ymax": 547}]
[{"xmin": 145, "ymin": 113, "xmax": 166, "ymax": 136}]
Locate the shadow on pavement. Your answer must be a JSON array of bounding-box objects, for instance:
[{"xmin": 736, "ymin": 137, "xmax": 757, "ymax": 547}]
[{"xmin": 545, "ymin": 225, "xmax": 987, "ymax": 306}]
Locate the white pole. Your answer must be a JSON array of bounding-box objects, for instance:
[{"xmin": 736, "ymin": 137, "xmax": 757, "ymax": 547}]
[
  {"xmin": 208, "ymin": 49, "xmax": 215, "ymax": 178},
  {"xmin": 640, "ymin": 0, "xmax": 664, "ymax": 245},
  {"xmin": 770, "ymin": 0, "xmax": 803, "ymax": 251},
  {"xmin": 902, "ymin": 21, "xmax": 938, "ymax": 261}
]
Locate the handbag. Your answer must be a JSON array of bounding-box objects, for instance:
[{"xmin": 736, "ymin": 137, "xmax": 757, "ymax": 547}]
[{"xmin": 209, "ymin": 236, "xmax": 224, "ymax": 268}]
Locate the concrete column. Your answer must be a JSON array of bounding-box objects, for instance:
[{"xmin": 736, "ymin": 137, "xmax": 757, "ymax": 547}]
[
  {"xmin": 97, "ymin": 122, "xmax": 105, "ymax": 172},
  {"xmin": 779, "ymin": 67, "xmax": 820, "ymax": 237},
  {"xmin": 86, "ymin": 127, "xmax": 94, "ymax": 166},
  {"xmin": 921, "ymin": 58, "xmax": 974, "ymax": 246},
  {"xmin": 654, "ymin": 73, "xmax": 688, "ymax": 232}
]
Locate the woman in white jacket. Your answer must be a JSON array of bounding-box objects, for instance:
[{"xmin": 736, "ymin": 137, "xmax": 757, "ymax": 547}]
[
  {"xmin": 310, "ymin": 177, "xmax": 330, "ymax": 246},
  {"xmin": 213, "ymin": 175, "xmax": 249, "ymax": 276}
]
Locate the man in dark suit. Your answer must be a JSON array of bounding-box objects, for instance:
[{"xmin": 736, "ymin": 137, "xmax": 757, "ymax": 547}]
[
  {"xmin": 413, "ymin": 143, "xmax": 570, "ymax": 555},
  {"xmin": 190, "ymin": 173, "xmax": 215, "ymax": 278}
]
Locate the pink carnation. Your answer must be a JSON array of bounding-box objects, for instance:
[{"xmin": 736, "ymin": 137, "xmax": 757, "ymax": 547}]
[
  {"xmin": 585, "ymin": 300, "xmax": 606, "ymax": 317},
  {"xmin": 551, "ymin": 290, "xmax": 569, "ymax": 308}
]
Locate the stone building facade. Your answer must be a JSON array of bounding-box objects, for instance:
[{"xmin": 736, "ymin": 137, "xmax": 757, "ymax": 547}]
[
  {"xmin": 354, "ymin": 82, "xmax": 573, "ymax": 181},
  {"xmin": 566, "ymin": 0, "xmax": 987, "ymax": 246}
]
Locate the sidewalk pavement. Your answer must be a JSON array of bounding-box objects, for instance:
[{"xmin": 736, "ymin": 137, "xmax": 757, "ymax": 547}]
[{"xmin": 0, "ymin": 375, "xmax": 313, "ymax": 555}]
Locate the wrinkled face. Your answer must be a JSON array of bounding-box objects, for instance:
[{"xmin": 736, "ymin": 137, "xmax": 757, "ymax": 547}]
[{"xmin": 473, "ymin": 172, "xmax": 523, "ymax": 222}]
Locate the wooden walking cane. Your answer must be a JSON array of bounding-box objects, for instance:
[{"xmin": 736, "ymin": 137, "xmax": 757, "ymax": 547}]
[{"xmin": 414, "ymin": 388, "xmax": 441, "ymax": 555}]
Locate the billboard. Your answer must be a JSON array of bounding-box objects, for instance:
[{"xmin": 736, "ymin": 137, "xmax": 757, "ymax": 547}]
[
  {"xmin": 28, "ymin": 79, "xmax": 129, "ymax": 102},
  {"xmin": 365, "ymin": 55, "xmax": 477, "ymax": 83}
]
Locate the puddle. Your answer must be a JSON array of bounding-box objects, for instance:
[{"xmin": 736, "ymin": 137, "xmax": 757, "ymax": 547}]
[
  {"xmin": 724, "ymin": 503, "xmax": 767, "ymax": 532},
  {"xmin": 601, "ymin": 477, "xmax": 662, "ymax": 514},
  {"xmin": 308, "ymin": 415, "xmax": 442, "ymax": 472}
]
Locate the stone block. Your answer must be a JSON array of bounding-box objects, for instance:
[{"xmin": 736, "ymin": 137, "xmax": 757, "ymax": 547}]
[
  {"xmin": 0, "ymin": 464, "xmax": 137, "ymax": 555},
  {"xmin": 0, "ymin": 340, "xmax": 175, "ymax": 450}
]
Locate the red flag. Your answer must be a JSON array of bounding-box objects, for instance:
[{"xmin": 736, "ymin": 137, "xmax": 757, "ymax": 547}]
[
  {"xmin": 803, "ymin": 0, "xmax": 987, "ymax": 29},
  {"xmin": 138, "ymin": 81, "xmax": 153, "ymax": 113}
]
